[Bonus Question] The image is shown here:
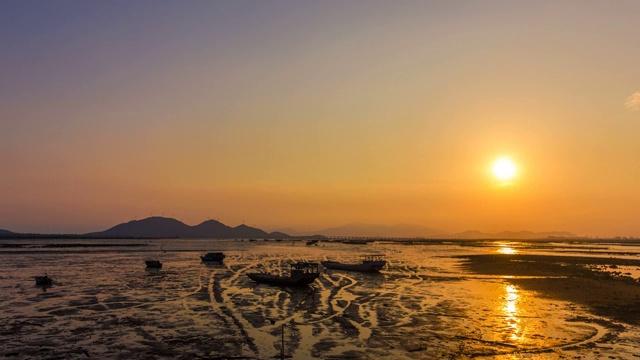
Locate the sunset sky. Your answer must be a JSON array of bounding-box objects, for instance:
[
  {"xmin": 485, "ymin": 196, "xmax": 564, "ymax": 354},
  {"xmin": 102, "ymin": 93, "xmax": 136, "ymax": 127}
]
[{"xmin": 2, "ymin": 1, "xmax": 639, "ymax": 236}]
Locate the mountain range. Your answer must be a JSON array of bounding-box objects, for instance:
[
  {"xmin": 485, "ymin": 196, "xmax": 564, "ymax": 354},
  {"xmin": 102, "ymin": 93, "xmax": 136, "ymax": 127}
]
[
  {"xmin": 280, "ymin": 223, "xmax": 442, "ymax": 238},
  {"xmin": 0, "ymin": 217, "xmax": 578, "ymax": 239},
  {"xmin": 85, "ymin": 217, "xmax": 289, "ymax": 239},
  {"xmin": 438, "ymin": 230, "xmax": 578, "ymax": 240}
]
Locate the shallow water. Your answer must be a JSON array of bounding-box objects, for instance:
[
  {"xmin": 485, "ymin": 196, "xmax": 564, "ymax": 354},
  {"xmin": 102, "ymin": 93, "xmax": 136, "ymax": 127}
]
[{"xmin": 1, "ymin": 239, "xmax": 639, "ymax": 359}]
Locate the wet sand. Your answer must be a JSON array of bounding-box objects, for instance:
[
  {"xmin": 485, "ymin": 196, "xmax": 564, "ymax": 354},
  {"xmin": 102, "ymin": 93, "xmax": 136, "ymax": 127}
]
[
  {"xmin": 1, "ymin": 239, "xmax": 640, "ymax": 359},
  {"xmin": 459, "ymin": 254, "xmax": 640, "ymax": 325}
]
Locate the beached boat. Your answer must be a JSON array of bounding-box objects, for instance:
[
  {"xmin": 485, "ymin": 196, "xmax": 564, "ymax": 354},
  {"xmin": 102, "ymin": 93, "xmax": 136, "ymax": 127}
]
[
  {"xmin": 145, "ymin": 260, "xmax": 162, "ymax": 268},
  {"xmin": 247, "ymin": 262, "xmax": 320, "ymax": 286},
  {"xmin": 322, "ymin": 254, "xmax": 386, "ymax": 272},
  {"xmin": 35, "ymin": 275, "xmax": 53, "ymax": 286},
  {"xmin": 200, "ymin": 252, "xmax": 225, "ymax": 262},
  {"xmin": 342, "ymin": 240, "xmax": 369, "ymax": 245}
]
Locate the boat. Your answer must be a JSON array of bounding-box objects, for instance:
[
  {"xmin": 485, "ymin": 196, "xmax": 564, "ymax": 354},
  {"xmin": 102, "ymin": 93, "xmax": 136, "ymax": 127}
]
[
  {"xmin": 321, "ymin": 254, "xmax": 386, "ymax": 272},
  {"xmin": 201, "ymin": 252, "xmax": 225, "ymax": 262},
  {"xmin": 341, "ymin": 240, "xmax": 369, "ymax": 245},
  {"xmin": 35, "ymin": 275, "xmax": 53, "ymax": 286},
  {"xmin": 247, "ymin": 262, "xmax": 320, "ymax": 286},
  {"xmin": 145, "ymin": 260, "xmax": 162, "ymax": 269}
]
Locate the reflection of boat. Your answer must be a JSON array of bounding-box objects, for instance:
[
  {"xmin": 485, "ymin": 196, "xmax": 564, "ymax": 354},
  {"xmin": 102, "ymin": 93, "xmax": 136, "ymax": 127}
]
[
  {"xmin": 322, "ymin": 255, "xmax": 386, "ymax": 272},
  {"xmin": 247, "ymin": 262, "xmax": 320, "ymax": 286},
  {"xmin": 145, "ymin": 260, "xmax": 162, "ymax": 268},
  {"xmin": 35, "ymin": 275, "xmax": 53, "ymax": 286},
  {"xmin": 200, "ymin": 252, "xmax": 225, "ymax": 262}
]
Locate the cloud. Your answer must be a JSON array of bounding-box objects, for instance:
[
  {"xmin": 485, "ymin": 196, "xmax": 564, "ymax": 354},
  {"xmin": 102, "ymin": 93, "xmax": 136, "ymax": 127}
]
[{"xmin": 626, "ymin": 92, "xmax": 640, "ymax": 111}]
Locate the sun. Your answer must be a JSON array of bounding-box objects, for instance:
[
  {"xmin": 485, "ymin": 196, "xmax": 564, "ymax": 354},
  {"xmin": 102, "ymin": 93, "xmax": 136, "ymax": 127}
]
[{"xmin": 492, "ymin": 157, "xmax": 517, "ymax": 181}]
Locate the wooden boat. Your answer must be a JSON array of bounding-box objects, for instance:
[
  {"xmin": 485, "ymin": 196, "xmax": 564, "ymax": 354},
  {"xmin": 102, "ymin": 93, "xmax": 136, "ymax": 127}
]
[
  {"xmin": 200, "ymin": 252, "xmax": 225, "ymax": 262},
  {"xmin": 247, "ymin": 262, "xmax": 320, "ymax": 286},
  {"xmin": 145, "ymin": 260, "xmax": 162, "ymax": 269},
  {"xmin": 35, "ymin": 275, "xmax": 53, "ymax": 286},
  {"xmin": 322, "ymin": 255, "xmax": 386, "ymax": 272}
]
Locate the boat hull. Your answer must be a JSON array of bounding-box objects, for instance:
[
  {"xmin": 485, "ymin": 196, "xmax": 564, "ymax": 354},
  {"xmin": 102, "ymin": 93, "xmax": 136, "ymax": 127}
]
[
  {"xmin": 35, "ymin": 276, "xmax": 53, "ymax": 286},
  {"xmin": 247, "ymin": 273, "xmax": 319, "ymax": 286},
  {"xmin": 321, "ymin": 260, "xmax": 386, "ymax": 272},
  {"xmin": 145, "ymin": 260, "xmax": 162, "ymax": 269},
  {"xmin": 201, "ymin": 252, "xmax": 225, "ymax": 262}
]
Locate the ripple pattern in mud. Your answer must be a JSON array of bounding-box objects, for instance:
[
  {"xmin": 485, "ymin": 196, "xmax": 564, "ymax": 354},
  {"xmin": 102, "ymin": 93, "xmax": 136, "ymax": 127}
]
[{"xmin": 0, "ymin": 240, "xmax": 638, "ymax": 359}]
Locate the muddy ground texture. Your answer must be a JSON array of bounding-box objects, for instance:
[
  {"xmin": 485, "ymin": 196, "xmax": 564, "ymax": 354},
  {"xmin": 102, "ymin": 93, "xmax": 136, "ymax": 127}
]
[{"xmin": 458, "ymin": 254, "xmax": 640, "ymax": 325}]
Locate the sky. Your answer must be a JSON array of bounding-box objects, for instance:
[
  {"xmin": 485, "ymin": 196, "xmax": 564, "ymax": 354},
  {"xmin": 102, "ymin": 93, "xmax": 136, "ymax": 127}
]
[{"xmin": 1, "ymin": 1, "xmax": 639, "ymax": 236}]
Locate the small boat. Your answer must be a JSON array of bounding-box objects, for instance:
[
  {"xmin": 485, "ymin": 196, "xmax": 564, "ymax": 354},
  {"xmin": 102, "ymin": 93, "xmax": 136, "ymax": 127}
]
[
  {"xmin": 322, "ymin": 254, "xmax": 386, "ymax": 272},
  {"xmin": 247, "ymin": 262, "xmax": 320, "ymax": 286},
  {"xmin": 342, "ymin": 240, "xmax": 369, "ymax": 245},
  {"xmin": 35, "ymin": 275, "xmax": 53, "ymax": 286},
  {"xmin": 306, "ymin": 240, "xmax": 319, "ymax": 246},
  {"xmin": 201, "ymin": 252, "xmax": 225, "ymax": 263},
  {"xmin": 145, "ymin": 260, "xmax": 162, "ymax": 269}
]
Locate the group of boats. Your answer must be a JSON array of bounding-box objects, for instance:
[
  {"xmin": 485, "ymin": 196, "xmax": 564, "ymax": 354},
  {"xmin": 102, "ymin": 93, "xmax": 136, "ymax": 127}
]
[
  {"xmin": 246, "ymin": 254, "xmax": 386, "ymax": 287},
  {"xmin": 144, "ymin": 252, "xmax": 226, "ymax": 270},
  {"xmin": 37, "ymin": 252, "xmax": 386, "ymax": 288}
]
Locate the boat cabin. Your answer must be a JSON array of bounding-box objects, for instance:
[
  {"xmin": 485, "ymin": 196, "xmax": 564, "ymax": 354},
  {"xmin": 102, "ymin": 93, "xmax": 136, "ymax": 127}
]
[
  {"xmin": 363, "ymin": 254, "xmax": 385, "ymax": 262},
  {"xmin": 290, "ymin": 262, "xmax": 319, "ymax": 275}
]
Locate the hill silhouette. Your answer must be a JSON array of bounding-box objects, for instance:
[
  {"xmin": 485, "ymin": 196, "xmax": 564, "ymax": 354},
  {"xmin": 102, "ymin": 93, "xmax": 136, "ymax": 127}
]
[
  {"xmin": 283, "ymin": 223, "xmax": 443, "ymax": 238},
  {"xmin": 86, "ymin": 217, "xmax": 288, "ymax": 239},
  {"xmin": 439, "ymin": 230, "xmax": 577, "ymax": 239}
]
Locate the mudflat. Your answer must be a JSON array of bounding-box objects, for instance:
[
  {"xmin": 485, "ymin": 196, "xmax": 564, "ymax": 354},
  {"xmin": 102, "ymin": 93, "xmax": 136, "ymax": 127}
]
[
  {"xmin": 458, "ymin": 254, "xmax": 640, "ymax": 325},
  {"xmin": 2, "ymin": 239, "xmax": 640, "ymax": 359}
]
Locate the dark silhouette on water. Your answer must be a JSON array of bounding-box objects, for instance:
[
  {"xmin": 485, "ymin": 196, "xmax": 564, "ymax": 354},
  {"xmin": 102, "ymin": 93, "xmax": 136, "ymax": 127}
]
[
  {"xmin": 322, "ymin": 254, "xmax": 387, "ymax": 272},
  {"xmin": 200, "ymin": 252, "xmax": 226, "ymax": 263},
  {"xmin": 145, "ymin": 260, "xmax": 162, "ymax": 269},
  {"xmin": 34, "ymin": 274, "xmax": 53, "ymax": 286},
  {"xmin": 247, "ymin": 262, "xmax": 320, "ymax": 286}
]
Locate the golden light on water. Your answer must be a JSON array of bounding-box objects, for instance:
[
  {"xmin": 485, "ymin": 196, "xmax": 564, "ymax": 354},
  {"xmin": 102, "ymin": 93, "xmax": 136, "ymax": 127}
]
[
  {"xmin": 503, "ymin": 284, "xmax": 521, "ymax": 341},
  {"xmin": 498, "ymin": 247, "xmax": 517, "ymax": 255}
]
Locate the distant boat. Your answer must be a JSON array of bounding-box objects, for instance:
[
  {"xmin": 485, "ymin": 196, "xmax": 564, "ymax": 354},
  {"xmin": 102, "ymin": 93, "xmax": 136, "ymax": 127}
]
[
  {"xmin": 35, "ymin": 275, "xmax": 53, "ymax": 286},
  {"xmin": 306, "ymin": 240, "xmax": 319, "ymax": 246},
  {"xmin": 322, "ymin": 254, "xmax": 387, "ymax": 272},
  {"xmin": 145, "ymin": 260, "xmax": 162, "ymax": 269},
  {"xmin": 200, "ymin": 252, "xmax": 225, "ymax": 263},
  {"xmin": 247, "ymin": 262, "xmax": 320, "ymax": 286},
  {"xmin": 342, "ymin": 240, "xmax": 369, "ymax": 245}
]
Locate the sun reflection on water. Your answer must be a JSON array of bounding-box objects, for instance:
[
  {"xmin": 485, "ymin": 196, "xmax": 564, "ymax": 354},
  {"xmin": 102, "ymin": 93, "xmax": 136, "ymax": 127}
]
[
  {"xmin": 503, "ymin": 284, "xmax": 521, "ymax": 341},
  {"xmin": 498, "ymin": 246, "xmax": 517, "ymax": 254}
]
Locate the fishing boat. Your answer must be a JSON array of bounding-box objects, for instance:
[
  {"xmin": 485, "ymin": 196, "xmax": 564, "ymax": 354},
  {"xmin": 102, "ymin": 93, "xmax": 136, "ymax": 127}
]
[
  {"xmin": 322, "ymin": 254, "xmax": 386, "ymax": 272},
  {"xmin": 247, "ymin": 262, "xmax": 320, "ymax": 286},
  {"xmin": 200, "ymin": 252, "xmax": 225, "ymax": 262},
  {"xmin": 35, "ymin": 275, "xmax": 53, "ymax": 286},
  {"xmin": 145, "ymin": 260, "xmax": 162, "ymax": 269}
]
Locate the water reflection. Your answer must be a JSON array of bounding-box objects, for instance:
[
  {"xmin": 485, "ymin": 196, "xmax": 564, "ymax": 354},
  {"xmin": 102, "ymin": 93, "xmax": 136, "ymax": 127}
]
[
  {"xmin": 503, "ymin": 284, "xmax": 521, "ymax": 341},
  {"xmin": 498, "ymin": 246, "xmax": 517, "ymax": 254}
]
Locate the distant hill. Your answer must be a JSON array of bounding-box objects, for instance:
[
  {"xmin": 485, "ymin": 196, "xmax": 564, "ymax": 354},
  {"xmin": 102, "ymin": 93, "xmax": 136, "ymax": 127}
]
[
  {"xmin": 283, "ymin": 223, "xmax": 443, "ymax": 238},
  {"xmin": 0, "ymin": 229, "xmax": 15, "ymax": 236},
  {"xmin": 86, "ymin": 217, "xmax": 289, "ymax": 239},
  {"xmin": 278, "ymin": 224, "xmax": 577, "ymax": 239},
  {"xmin": 438, "ymin": 230, "xmax": 577, "ymax": 240}
]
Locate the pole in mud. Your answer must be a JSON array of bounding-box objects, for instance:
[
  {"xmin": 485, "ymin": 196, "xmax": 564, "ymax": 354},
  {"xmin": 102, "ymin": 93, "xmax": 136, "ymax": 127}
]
[{"xmin": 281, "ymin": 323, "xmax": 285, "ymax": 360}]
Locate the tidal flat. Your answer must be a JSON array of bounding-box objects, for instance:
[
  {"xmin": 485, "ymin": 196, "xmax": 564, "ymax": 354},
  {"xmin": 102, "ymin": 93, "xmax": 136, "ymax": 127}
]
[{"xmin": 1, "ymin": 239, "xmax": 640, "ymax": 359}]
